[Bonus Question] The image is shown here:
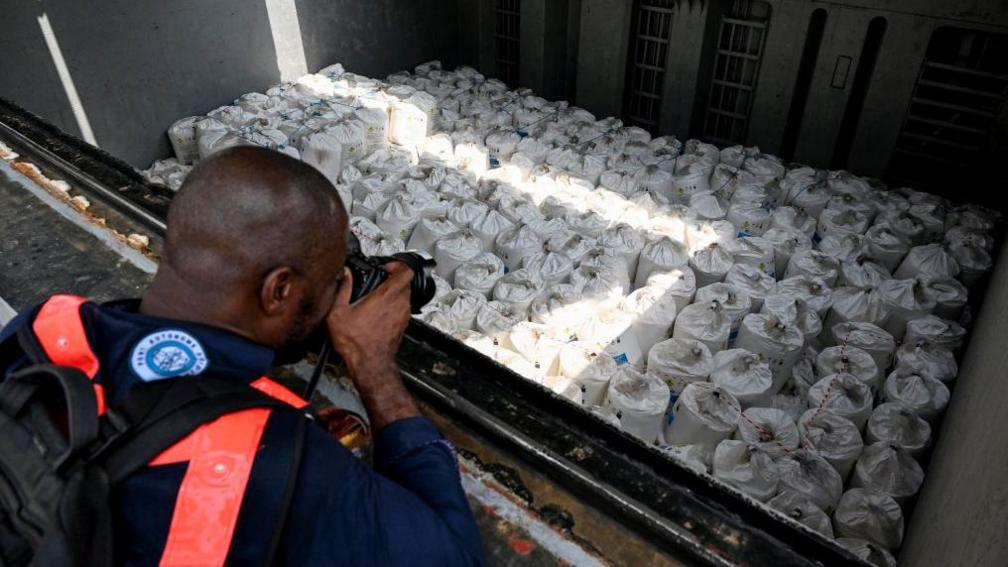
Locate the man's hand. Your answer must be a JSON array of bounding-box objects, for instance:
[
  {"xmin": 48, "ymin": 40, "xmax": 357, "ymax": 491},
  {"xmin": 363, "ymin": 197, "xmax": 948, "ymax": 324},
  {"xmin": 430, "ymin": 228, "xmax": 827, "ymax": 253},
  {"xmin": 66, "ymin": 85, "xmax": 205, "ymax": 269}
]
[{"xmin": 326, "ymin": 262, "xmax": 419, "ymax": 430}]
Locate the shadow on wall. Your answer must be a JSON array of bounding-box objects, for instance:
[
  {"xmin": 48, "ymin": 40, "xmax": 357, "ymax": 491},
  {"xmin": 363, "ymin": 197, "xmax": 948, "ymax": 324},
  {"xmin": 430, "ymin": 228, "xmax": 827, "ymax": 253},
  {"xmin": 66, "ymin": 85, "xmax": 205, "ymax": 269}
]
[
  {"xmin": 0, "ymin": 0, "xmax": 461, "ymax": 168},
  {"xmin": 293, "ymin": 0, "xmax": 460, "ymax": 80}
]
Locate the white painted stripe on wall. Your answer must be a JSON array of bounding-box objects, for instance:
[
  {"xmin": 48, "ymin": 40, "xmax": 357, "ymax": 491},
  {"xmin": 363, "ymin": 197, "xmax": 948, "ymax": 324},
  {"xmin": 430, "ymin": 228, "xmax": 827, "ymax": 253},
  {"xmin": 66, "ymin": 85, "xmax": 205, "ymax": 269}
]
[
  {"xmin": 37, "ymin": 13, "xmax": 98, "ymax": 146},
  {"xmin": 0, "ymin": 297, "xmax": 16, "ymax": 327}
]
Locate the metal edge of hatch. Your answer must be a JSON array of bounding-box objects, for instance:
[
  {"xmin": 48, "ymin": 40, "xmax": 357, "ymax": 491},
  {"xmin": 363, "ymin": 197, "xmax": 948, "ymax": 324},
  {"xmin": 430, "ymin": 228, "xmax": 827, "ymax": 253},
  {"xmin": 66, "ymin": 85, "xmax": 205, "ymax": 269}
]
[{"xmin": 0, "ymin": 95, "xmax": 864, "ymax": 567}]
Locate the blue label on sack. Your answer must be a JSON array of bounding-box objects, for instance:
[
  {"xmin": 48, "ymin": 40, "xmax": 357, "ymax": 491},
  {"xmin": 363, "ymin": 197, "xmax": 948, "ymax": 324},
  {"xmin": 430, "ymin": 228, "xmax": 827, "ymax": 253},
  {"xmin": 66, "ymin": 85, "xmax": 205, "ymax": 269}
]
[
  {"xmin": 489, "ymin": 157, "xmax": 500, "ymax": 169},
  {"xmin": 737, "ymin": 230, "xmax": 752, "ymax": 238},
  {"xmin": 613, "ymin": 353, "xmax": 629, "ymax": 366},
  {"xmin": 517, "ymin": 129, "xmax": 528, "ymax": 138},
  {"xmin": 666, "ymin": 392, "xmax": 680, "ymax": 424}
]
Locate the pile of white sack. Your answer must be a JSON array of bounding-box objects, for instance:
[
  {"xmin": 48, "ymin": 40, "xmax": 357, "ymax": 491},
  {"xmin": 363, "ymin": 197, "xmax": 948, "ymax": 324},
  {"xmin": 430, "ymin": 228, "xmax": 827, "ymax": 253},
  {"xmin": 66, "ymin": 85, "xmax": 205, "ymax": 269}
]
[{"xmin": 144, "ymin": 61, "xmax": 999, "ymax": 559}]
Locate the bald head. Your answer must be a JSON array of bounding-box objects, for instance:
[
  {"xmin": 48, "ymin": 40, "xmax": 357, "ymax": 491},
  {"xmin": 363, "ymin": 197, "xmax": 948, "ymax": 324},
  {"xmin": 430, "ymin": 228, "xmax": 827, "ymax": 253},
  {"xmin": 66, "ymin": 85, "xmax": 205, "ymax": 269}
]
[
  {"xmin": 166, "ymin": 146, "xmax": 347, "ymax": 283},
  {"xmin": 142, "ymin": 146, "xmax": 349, "ymax": 351}
]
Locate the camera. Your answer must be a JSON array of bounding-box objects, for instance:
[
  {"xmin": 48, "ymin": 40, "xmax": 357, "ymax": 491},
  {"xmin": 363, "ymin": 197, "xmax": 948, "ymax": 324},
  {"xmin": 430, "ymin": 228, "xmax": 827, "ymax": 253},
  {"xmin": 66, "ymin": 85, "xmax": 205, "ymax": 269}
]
[{"xmin": 345, "ymin": 234, "xmax": 437, "ymax": 314}]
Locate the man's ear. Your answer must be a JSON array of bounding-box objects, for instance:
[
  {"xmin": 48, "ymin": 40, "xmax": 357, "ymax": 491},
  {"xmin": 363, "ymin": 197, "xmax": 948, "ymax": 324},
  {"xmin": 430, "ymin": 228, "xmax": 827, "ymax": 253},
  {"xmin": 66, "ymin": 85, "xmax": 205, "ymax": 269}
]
[{"xmin": 260, "ymin": 266, "xmax": 297, "ymax": 316}]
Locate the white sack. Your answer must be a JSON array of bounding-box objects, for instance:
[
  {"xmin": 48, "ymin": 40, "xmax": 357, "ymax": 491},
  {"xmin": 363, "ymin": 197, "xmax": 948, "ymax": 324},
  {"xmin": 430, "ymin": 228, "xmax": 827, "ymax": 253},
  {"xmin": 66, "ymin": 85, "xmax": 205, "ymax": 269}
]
[
  {"xmin": 529, "ymin": 284, "xmax": 592, "ymax": 340},
  {"xmin": 709, "ymin": 349, "xmax": 774, "ymax": 407},
  {"xmin": 865, "ymin": 402, "xmax": 931, "ymax": 459},
  {"xmin": 665, "ymin": 382, "xmax": 741, "ymax": 450},
  {"xmin": 646, "ymin": 338, "xmax": 712, "ymax": 397},
  {"xmin": 734, "ymin": 314, "xmax": 804, "ymax": 391},
  {"xmin": 776, "ymin": 276, "xmax": 834, "ymax": 318},
  {"xmin": 768, "ymin": 491, "xmax": 834, "ymax": 538},
  {"xmin": 492, "ymin": 268, "xmax": 546, "ymax": 317},
  {"xmin": 894, "ymin": 243, "xmax": 960, "ymax": 280},
  {"xmin": 606, "ymin": 367, "xmax": 671, "ymax": 444},
  {"xmin": 635, "ymin": 237, "xmax": 689, "ymax": 287},
  {"xmin": 829, "ymin": 321, "xmax": 895, "ymax": 373},
  {"xmin": 734, "ymin": 407, "xmax": 800, "ymax": 458},
  {"xmin": 761, "ymin": 295, "xmax": 822, "ymax": 344},
  {"xmin": 834, "ymin": 488, "xmax": 905, "ymax": 551},
  {"xmin": 695, "ymin": 283, "xmax": 753, "ymax": 344},
  {"xmin": 495, "ymin": 225, "xmax": 544, "ymax": 272},
  {"xmin": 713, "ymin": 440, "xmax": 780, "ymax": 502},
  {"xmin": 816, "ymin": 346, "xmax": 881, "ymax": 391},
  {"xmin": 865, "ymin": 223, "xmax": 911, "ymax": 272},
  {"xmin": 471, "ymin": 210, "xmax": 515, "ymax": 252},
  {"xmin": 835, "ymin": 538, "xmax": 897, "ymax": 567},
  {"xmin": 851, "ymin": 442, "xmax": 925, "ymax": 508},
  {"xmin": 558, "ymin": 342, "xmax": 618, "ymax": 406},
  {"xmin": 903, "ymin": 315, "xmax": 965, "ymax": 352},
  {"xmin": 728, "ymin": 236, "xmax": 776, "ymax": 279},
  {"xmin": 522, "ymin": 250, "xmax": 574, "ymax": 285},
  {"xmin": 875, "ymin": 279, "xmax": 937, "ymax": 339},
  {"xmin": 408, "ymin": 215, "xmax": 459, "ymax": 253},
  {"xmin": 798, "ymin": 409, "xmax": 863, "ymax": 480},
  {"xmin": 645, "ymin": 268, "xmax": 697, "ymax": 314},
  {"xmin": 822, "ymin": 287, "xmax": 893, "ymax": 332},
  {"xmin": 894, "ymin": 342, "xmax": 957, "ymax": 384},
  {"xmin": 508, "ymin": 321, "xmax": 566, "ymax": 375},
  {"xmin": 920, "ymin": 277, "xmax": 968, "ymax": 321},
  {"xmin": 776, "ymin": 450, "xmax": 844, "ymax": 513},
  {"xmin": 688, "ymin": 243, "xmax": 735, "ymax": 288},
  {"xmin": 435, "ymin": 289, "xmax": 487, "ymax": 331},
  {"xmin": 672, "ymin": 301, "xmax": 732, "ymax": 354},
  {"xmin": 434, "ymin": 229, "xmax": 484, "ymax": 280},
  {"xmin": 621, "ymin": 287, "xmax": 679, "ymax": 357},
  {"xmin": 725, "ymin": 264, "xmax": 777, "ymax": 312},
  {"xmin": 475, "ymin": 301, "xmax": 524, "ymax": 344},
  {"xmin": 577, "ymin": 305, "xmax": 643, "ymax": 366},
  {"xmin": 882, "ymin": 370, "xmax": 950, "ymax": 422},
  {"xmin": 453, "ymin": 252, "xmax": 505, "ymax": 298},
  {"xmin": 807, "ymin": 373, "xmax": 874, "ymax": 430},
  {"xmin": 762, "ymin": 228, "xmax": 813, "ymax": 275},
  {"xmin": 784, "ymin": 250, "xmax": 839, "ymax": 286}
]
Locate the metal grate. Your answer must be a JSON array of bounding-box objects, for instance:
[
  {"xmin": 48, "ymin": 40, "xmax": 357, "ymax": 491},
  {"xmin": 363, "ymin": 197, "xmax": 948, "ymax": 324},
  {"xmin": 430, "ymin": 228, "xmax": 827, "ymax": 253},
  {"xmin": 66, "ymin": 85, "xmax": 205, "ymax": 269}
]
[
  {"xmin": 702, "ymin": 0, "xmax": 771, "ymax": 146},
  {"xmin": 495, "ymin": 0, "xmax": 520, "ymax": 87},
  {"xmin": 624, "ymin": 0, "xmax": 675, "ymax": 133},
  {"xmin": 888, "ymin": 27, "xmax": 1008, "ymax": 191}
]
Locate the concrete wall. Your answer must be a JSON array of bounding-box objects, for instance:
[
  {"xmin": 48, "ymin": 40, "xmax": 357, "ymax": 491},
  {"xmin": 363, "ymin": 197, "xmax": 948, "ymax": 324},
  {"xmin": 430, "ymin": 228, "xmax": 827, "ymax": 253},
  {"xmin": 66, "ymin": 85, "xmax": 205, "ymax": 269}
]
[
  {"xmin": 900, "ymin": 243, "xmax": 1008, "ymax": 565},
  {"xmin": 0, "ymin": 0, "xmax": 458, "ymax": 169}
]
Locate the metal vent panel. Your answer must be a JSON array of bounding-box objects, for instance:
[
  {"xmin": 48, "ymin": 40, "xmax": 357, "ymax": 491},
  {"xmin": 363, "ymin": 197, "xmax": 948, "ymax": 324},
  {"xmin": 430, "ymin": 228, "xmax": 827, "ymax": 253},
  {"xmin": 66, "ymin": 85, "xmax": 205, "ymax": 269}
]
[{"xmin": 702, "ymin": 0, "xmax": 772, "ymax": 146}]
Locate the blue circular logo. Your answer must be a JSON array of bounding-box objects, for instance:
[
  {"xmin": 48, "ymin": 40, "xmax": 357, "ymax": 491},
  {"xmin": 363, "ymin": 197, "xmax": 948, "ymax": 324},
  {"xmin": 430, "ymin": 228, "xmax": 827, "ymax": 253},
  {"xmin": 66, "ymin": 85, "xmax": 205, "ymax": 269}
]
[{"xmin": 131, "ymin": 330, "xmax": 208, "ymax": 382}]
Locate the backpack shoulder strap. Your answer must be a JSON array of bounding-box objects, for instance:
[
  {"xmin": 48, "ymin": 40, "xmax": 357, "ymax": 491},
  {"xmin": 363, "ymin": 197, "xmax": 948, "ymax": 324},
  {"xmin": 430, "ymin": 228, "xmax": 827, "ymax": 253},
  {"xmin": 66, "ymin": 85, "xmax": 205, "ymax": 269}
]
[{"xmin": 95, "ymin": 377, "xmax": 300, "ymax": 484}]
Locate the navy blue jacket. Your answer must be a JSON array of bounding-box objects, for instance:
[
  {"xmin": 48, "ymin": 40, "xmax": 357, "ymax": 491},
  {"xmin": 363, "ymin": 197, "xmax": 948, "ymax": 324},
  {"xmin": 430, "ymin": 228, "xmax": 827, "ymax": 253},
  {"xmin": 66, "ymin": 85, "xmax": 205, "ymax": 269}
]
[{"xmin": 0, "ymin": 299, "xmax": 484, "ymax": 566}]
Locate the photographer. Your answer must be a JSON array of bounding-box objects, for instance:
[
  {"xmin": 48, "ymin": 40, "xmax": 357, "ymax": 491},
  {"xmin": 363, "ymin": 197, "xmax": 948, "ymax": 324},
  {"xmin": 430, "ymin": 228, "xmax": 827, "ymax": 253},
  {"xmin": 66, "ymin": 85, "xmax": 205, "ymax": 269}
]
[{"xmin": 0, "ymin": 147, "xmax": 484, "ymax": 565}]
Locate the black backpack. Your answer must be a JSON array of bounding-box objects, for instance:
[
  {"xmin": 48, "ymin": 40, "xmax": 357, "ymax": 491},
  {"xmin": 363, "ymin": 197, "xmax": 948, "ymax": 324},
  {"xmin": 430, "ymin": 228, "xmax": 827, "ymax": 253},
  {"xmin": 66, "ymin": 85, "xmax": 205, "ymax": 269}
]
[{"xmin": 0, "ymin": 363, "xmax": 307, "ymax": 566}]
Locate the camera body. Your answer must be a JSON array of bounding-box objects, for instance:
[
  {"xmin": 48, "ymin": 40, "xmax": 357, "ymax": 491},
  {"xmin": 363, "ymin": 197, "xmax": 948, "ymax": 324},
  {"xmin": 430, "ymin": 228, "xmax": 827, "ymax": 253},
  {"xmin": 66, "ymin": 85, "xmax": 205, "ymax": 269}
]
[{"xmin": 345, "ymin": 234, "xmax": 437, "ymax": 313}]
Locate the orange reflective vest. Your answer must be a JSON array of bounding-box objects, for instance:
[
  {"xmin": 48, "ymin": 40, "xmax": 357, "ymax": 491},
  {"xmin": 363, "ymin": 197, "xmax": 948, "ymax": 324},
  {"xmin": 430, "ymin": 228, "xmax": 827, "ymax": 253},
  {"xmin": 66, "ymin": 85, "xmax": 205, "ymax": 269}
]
[{"xmin": 29, "ymin": 295, "xmax": 308, "ymax": 567}]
